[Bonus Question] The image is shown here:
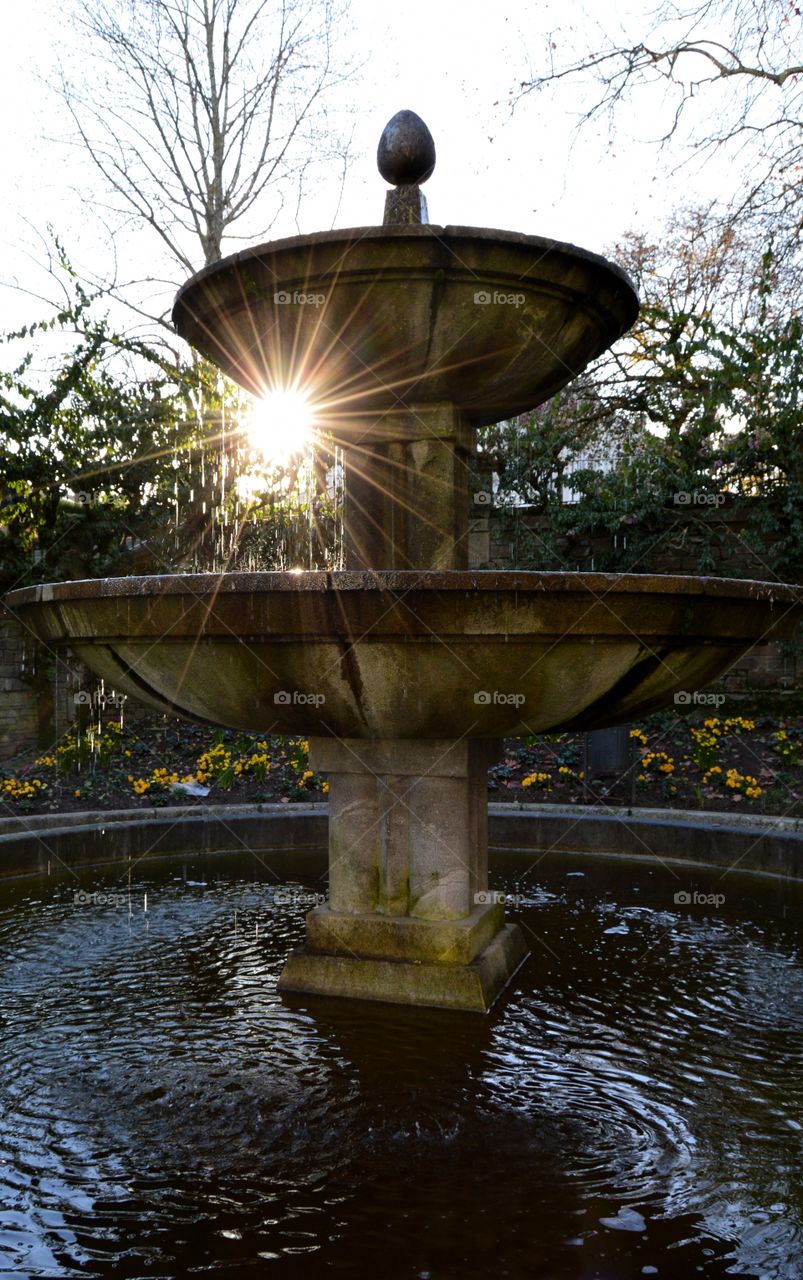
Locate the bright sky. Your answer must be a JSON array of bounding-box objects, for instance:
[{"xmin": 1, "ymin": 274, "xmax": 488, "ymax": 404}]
[{"xmin": 0, "ymin": 0, "xmax": 735, "ymax": 333}]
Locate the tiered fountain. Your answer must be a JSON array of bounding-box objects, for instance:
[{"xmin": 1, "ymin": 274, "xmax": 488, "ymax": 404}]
[{"xmin": 7, "ymin": 112, "xmax": 801, "ymax": 1011}]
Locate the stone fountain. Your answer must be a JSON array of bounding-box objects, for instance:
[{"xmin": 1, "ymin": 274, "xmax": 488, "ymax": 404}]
[{"xmin": 6, "ymin": 112, "xmax": 801, "ymax": 1011}]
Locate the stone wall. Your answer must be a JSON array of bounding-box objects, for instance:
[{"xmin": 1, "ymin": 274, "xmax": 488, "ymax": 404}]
[
  {"xmin": 0, "ymin": 608, "xmax": 39, "ymax": 759},
  {"xmin": 468, "ymin": 503, "xmax": 800, "ymax": 581},
  {"xmin": 0, "ymin": 605, "xmax": 100, "ymax": 761}
]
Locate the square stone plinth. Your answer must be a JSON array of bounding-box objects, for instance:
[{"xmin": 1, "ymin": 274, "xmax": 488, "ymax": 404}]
[
  {"xmin": 277, "ymin": 922, "xmax": 530, "ymax": 1013},
  {"xmin": 304, "ymin": 901, "xmax": 504, "ymax": 964}
]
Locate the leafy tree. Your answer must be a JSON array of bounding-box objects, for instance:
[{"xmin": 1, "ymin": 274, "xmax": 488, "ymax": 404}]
[
  {"xmin": 0, "ymin": 249, "xmax": 342, "ymax": 593},
  {"xmin": 714, "ymin": 288, "xmax": 803, "ymax": 575},
  {"xmin": 477, "ymin": 215, "xmax": 803, "ymax": 582}
]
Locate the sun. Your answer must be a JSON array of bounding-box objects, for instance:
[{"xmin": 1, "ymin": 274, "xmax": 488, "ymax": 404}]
[{"xmin": 245, "ymin": 388, "xmax": 315, "ymax": 464}]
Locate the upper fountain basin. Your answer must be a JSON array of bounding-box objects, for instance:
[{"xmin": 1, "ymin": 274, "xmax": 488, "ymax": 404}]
[
  {"xmin": 172, "ymin": 226, "xmax": 638, "ymax": 426},
  {"xmin": 6, "ymin": 572, "xmax": 800, "ymax": 738}
]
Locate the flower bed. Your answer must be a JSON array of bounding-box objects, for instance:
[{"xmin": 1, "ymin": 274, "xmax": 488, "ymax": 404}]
[
  {"xmin": 0, "ymin": 710, "xmax": 801, "ymax": 817},
  {"xmin": 486, "ymin": 712, "xmax": 802, "ymax": 815}
]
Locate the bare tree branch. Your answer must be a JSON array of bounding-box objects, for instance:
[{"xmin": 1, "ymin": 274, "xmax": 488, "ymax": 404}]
[
  {"xmin": 58, "ymin": 0, "xmax": 357, "ymax": 323},
  {"xmin": 519, "ymin": 0, "xmax": 803, "ymax": 258}
]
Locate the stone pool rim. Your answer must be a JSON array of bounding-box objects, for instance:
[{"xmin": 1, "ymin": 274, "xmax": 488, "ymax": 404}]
[{"xmin": 0, "ymin": 802, "xmax": 800, "ymax": 883}]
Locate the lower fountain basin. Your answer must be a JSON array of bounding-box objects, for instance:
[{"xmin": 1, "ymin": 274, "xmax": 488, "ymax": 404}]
[{"xmin": 6, "ymin": 570, "xmax": 800, "ymax": 736}]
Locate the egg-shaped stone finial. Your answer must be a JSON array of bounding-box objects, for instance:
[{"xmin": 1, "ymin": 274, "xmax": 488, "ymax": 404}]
[{"xmin": 377, "ymin": 111, "xmax": 436, "ymax": 186}]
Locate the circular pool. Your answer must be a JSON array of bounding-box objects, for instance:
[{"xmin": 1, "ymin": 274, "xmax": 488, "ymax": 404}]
[{"xmin": 0, "ymin": 847, "xmax": 801, "ymax": 1278}]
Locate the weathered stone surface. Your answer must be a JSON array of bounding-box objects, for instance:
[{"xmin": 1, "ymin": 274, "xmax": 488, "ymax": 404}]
[
  {"xmin": 6, "ymin": 572, "xmax": 800, "ymax": 738},
  {"xmin": 277, "ymin": 922, "xmax": 529, "ymax": 1013},
  {"xmin": 0, "ymin": 803, "xmax": 801, "ymax": 886},
  {"xmin": 383, "ymin": 184, "xmax": 429, "ymax": 225},
  {"xmin": 310, "ymin": 737, "xmax": 500, "ymax": 920},
  {"xmin": 292, "ymin": 732, "xmax": 521, "ymax": 1006},
  {"xmin": 337, "ymin": 404, "xmax": 472, "ymax": 569},
  {"xmin": 0, "ymin": 609, "xmax": 38, "ymax": 758},
  {"xmin": 171, "ymin": 226, "xmax": 638, "ymax": 426},
  {"xmin": 304, "ymin": 901, "xmax": 504, "ymax": 964}
]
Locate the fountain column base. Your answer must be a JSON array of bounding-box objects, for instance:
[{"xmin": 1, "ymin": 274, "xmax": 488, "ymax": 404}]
[
  {"xmin": 278, "ymin": 919, "xmax": 529, "ymax": 1012},
  {"xmin": 277, "ymin": 736, "xmax": 530, "ymax": 1012}
]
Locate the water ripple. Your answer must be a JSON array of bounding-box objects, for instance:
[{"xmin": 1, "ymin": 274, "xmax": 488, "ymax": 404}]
[{"xmin": 0, "ymin": 852, "xmax": 799, "ymax": 1278}]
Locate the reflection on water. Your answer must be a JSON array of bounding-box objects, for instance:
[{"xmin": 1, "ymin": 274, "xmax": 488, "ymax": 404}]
[{"xmin": 0, "ymin": 851, "xmax": 801, "ymax": 1278}]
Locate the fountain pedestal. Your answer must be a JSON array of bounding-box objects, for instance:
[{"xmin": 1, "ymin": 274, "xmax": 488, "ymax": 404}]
[
  {"xmin": 7, "ymin": 110, "xmax": 803, "ymax": 1017},
  {"xmin": 336, "ymin": 404, "xmax": 472, "ymax": 570},
  {"xmin": 278, "ymin": 737, "xmax": 529, "ymax": 1010}
]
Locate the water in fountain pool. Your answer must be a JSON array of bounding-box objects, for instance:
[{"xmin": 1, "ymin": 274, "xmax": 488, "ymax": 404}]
[{"xmin": 0, "ymin": 851, "xmax": 800, "ymax": 1279}]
